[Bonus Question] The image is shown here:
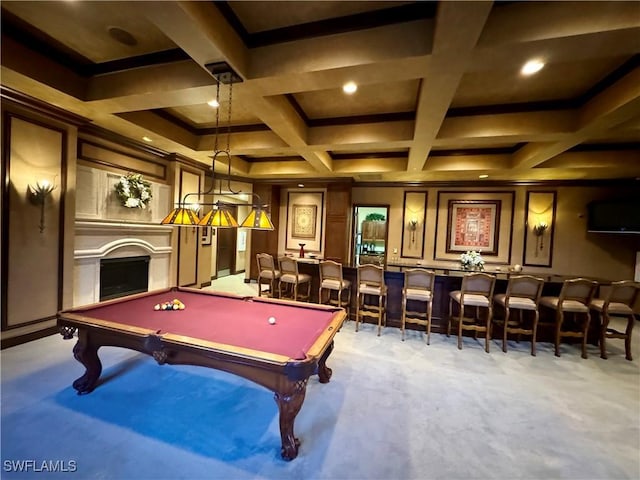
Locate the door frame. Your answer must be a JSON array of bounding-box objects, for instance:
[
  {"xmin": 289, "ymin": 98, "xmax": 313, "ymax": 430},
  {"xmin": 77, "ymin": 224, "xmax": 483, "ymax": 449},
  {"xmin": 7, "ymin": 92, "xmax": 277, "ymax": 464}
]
[{"xmin": 351, "ymin": 204, "xmax": 390, "ymax": 267}]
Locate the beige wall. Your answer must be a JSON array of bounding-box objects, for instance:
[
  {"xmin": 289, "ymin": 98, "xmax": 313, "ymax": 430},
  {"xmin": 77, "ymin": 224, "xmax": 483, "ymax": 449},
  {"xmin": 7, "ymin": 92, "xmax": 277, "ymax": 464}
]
[
  {"xmin": 1, "ymin": 102, "xmax": 78, "ymax": 342},
  {"xmin": 353, "ymin": 185, "xmax": 640, "ymax": 281}
]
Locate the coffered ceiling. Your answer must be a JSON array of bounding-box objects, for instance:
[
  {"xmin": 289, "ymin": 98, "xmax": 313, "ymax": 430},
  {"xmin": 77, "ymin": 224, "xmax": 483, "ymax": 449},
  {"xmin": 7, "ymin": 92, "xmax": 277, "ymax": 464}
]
[{"xmin": 2, "ymin": 1, "xmax": 639, "ymax": 183}]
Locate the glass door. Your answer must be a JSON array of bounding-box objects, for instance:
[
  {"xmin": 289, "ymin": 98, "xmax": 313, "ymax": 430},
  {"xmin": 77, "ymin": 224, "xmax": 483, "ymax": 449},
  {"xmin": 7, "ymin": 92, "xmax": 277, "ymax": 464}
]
[{"xmin": 352, "ymin": 205, "xmax": 389, "ymax": 267}]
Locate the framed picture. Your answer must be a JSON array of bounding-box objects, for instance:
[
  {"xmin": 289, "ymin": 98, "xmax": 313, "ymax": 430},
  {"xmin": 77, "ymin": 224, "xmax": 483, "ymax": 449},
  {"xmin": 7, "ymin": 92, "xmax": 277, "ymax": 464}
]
[
  {"xmin": 523, "ymin": 191, "xmax": 557, "ymax": 267},
  {"xmin": 446, "ymin": 200, "xmax": 501, "ymax": 255},
  {"xmin": 286, "ymin": 191, "xmax": 324, "ymax": 252},
  {"xmin": 292, "ymin": 204, "xmax": 317, "ymax": 239},
  {"xmin": 201, "ymin": 226, "xmax": 212, "ymax": 246},
  {"xmin": 435, "ymin": 191, "xmax": 514, "ymax": 264}
]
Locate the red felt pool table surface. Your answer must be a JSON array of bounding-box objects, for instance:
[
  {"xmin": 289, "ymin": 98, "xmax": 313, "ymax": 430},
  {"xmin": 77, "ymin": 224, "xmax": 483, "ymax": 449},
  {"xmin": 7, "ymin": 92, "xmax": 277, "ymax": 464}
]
[{"xmin": 70, "ymin": 288, "xmax": 341, "ymax": 360}]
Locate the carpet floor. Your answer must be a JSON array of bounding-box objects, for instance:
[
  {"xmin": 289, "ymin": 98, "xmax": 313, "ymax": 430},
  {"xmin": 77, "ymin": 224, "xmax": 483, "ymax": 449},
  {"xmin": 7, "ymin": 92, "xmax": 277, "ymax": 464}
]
[{"xmin": 1, "ymin": 276, "xmax": 638, "ymax": 479}]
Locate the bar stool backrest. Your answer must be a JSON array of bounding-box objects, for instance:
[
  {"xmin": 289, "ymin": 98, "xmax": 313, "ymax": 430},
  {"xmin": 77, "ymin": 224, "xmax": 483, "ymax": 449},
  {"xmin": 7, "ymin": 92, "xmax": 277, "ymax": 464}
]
[
  {"xmin": 279, "ymin": 256, "xmax": 299, "ymax": 277},
  {"xmin": 320, "ymin": 260, "xmax": 343, "ymax": 283},
  {"xmin": 461, "ymin": 272, "xmax": 496, "ymax": 297},
  {"xmin": 404, "ymin": 269, "xmax": 435, "ymax": 291},
  {"xmin": 604, "ymin": 280, "xmax": 640, "ymax": 307},
  {"xmin": 559, "ymin": 278, "xmax": 598, "ymax": 305},
  {"xmin": 358, "ymin": 264, "xmax": 384, "ymax": 287},
  {"xmin": 257, "ymin": 253, "xmax": 277, "ymax": 275},
  {"xmin": 506, "ymin": 275, "xmax": 544, "ymax": 301}
]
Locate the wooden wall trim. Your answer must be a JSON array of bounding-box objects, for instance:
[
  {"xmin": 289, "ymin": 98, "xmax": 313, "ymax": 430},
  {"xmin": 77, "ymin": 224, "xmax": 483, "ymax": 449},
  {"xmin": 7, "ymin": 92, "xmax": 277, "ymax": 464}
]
[
  {"xmin": 1, "ymin": 86, "xmax": 90, "ymax": 126},
  {"xmin": 78, "ymin": 139, "xmax": 168, "ymax": 181}
]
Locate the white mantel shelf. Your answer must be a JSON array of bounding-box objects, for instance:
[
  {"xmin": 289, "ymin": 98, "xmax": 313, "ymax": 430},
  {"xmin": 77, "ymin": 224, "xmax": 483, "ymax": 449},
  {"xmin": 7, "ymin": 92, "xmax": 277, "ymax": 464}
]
[
  {"xmin": 73, "ymin": 219, "xmax": 173, "ymax": 307},
  {"xmin": 75, "ymin": 220, "xmax": 174, "ymax": 234}
]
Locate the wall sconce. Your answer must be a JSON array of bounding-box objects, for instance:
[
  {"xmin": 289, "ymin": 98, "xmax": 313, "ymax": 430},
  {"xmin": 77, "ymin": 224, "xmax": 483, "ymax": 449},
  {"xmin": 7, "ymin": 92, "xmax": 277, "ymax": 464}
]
[
  {"xmin": 532, "ymin": 221, "xmax": 549, "ymax": 251},
  {"xmin": 408, "ymin": 218, "xmax": 418, "ymax": 243},
  {"xmin": 28, "ymin": 180, "xmax": 56, "ymax": 233}
]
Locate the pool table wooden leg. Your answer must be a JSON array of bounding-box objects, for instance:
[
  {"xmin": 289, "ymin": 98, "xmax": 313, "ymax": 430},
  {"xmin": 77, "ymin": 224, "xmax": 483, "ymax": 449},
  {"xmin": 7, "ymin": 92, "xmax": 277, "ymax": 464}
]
[
  {"xmin": 316, "ymin": 340, "xmax": 334, "ymax": 383},
  {"xmin": 274, "ymin": 379, "xmax": 308, "ymax": 461},
  {"xmin": 71, "ymin": 329, "xmax": 102, "ymax": 395}
]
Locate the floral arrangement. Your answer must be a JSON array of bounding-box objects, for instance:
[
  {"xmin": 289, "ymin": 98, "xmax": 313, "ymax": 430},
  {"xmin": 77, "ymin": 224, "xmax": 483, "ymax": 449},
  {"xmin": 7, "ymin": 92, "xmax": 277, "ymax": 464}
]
[
  {"xmin": 115, "ymin": 173, "xmax": 152, "ymax": 209},
  {"xmin": 460, "ymin": 250, "xmax": 484, "ymax": 270}
]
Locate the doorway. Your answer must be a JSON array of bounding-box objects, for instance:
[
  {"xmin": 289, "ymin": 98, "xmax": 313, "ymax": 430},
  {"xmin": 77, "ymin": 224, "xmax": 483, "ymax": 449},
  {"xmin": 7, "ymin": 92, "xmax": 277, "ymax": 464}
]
[
  {"xmin": 352, "ymin": 205, "xmax": 389, "ymax": 266},
  {"xmin": 216, "ymin": 206, "xmax": 237, "ymax": 278}
]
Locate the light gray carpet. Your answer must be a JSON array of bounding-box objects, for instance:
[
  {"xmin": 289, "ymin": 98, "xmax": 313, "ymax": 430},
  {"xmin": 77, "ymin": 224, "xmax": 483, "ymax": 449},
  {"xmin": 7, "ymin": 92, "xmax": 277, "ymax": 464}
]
[{"xmin": 2, "ymin": 279, "xmax": 639, "ymax": 479}]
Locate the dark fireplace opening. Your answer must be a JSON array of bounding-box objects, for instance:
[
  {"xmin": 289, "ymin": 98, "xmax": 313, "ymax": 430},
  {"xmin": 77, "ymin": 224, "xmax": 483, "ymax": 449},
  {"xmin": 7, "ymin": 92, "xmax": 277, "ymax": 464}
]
[{"xmin": 100, "ymin": 256, "xmax": 150, "ymax": 301}]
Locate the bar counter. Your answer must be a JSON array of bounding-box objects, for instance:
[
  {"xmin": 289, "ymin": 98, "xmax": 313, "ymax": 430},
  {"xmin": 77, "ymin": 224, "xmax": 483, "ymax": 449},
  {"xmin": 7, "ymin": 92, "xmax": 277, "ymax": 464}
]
[{"xmin": 286, "ymin": 258, "xmax": 616, "ymax": 343}]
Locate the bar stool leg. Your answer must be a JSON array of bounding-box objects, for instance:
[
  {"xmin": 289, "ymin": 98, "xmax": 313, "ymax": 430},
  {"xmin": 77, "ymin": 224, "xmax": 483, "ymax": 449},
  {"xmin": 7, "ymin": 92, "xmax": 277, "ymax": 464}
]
[
  {"xmin": 503, "ymin": 306, "xmax": 510, "ymax": 353},
  {"xmin": 554, "ymin": 310, "xmax": 563, "ymax": 357},
  {"xmin": 426, "ymin": 300, "xmax": 432, "ymax": 345},
  {"xmin": 401, "ymin": 294, "xmax": 407, "ymax": 341},
  {"xmin": 625, "ymin": 315, "xmax": 634, "ymax": 361},
  {"xmin": 377, "ymin": 294, "xmax": 383, "ymax": 336},
  {"xmin": 355, "ymin": 293, "xmax": 361, "ymax": 332}
]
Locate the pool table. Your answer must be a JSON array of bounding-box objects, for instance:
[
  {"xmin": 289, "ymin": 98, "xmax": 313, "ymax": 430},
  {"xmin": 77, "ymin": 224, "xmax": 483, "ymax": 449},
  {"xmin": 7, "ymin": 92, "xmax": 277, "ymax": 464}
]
[{"xmin": 57, "ymin": 287, "xmax": 346, "ymax": 460}]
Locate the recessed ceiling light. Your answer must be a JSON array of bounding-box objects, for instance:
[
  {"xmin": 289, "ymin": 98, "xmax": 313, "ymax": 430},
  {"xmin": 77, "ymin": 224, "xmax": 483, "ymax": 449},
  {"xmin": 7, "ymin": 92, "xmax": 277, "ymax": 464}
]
[
  {"xmin": 207, "ymin": 99, "xmax": 219, "ymax": 108},
  {"xmin": 298, "ymin": 183, "xmax": 305, "ymax": 188},
  {"xmin": 142, "ymin": 136, "xmax": 153, "ymax": 143},
  {"xmin": 521, "ymin": 59, "xmax": 544, "ymax": 75},
  {"xmin": 479, "ymin": 174, "xmax": 489, "ymax": 179},
  {"xmin": 343, "ymin": 81, "xmax": 357, "ymax": 94}
]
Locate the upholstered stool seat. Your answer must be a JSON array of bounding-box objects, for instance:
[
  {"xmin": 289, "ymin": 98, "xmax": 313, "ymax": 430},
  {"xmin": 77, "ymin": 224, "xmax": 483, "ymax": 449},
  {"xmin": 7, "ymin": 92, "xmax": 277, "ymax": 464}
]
[
  {"xmin": 319, "ymin": 260, "xmax": 351, "ymax": 318},
  {"xmin": 589, "ymin": 280, "xmax": 639, "ymax": 360},
  {"xmin": 447, "ymin": 272, "xmax": 496, "ymax": 352},
  {"xmin": 401, "ymin": 269, "xmax": 435, "ymax": 344},
  {"xmin": 492, "ymin": 275, "xmax": 544, "ymax": 356},
  {"xmin": 278, "ymin": 257, "xmax": 311, "ymax": 302},
  {"xmin": 355, "ymin": 264, "xmax": 387, "ymax": 336},
  {"xmin": 256, "ymin": 253, "xmax": 281, "ymax": 298},
  {"xmin": 539, "ymin": 277, "xmax": 598, "ymax": 359}
]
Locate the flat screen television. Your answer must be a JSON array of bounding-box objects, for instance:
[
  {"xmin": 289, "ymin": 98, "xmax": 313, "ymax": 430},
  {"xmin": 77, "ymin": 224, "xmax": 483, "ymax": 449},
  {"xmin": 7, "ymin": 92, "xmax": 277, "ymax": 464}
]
[{"xmin": 587, "ymin": 199, "xmax": 640, "ymax": 234}]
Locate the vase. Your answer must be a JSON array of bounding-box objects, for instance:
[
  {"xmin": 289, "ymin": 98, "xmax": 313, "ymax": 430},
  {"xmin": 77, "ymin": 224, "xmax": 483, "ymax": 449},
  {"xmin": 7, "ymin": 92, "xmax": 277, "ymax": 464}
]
[{"xmin": 299, "ymin": 243, "xmax": 305, "ymax": 258}]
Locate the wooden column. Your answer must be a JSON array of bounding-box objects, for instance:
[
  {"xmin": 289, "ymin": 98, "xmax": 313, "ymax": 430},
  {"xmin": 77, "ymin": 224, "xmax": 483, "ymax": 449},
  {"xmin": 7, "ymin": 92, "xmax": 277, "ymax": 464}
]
[
  {"xmin": 249, "ymin": 184, "xmax": 280, "ymax": 280},
  {"xmin": 324, "ymin": 182, "xmax": 352, "ymax": 264}
]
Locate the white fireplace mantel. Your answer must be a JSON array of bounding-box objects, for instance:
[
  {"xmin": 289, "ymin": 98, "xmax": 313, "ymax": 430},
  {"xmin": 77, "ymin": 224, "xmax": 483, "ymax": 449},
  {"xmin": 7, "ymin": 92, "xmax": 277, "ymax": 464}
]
[{"xmin": 73, "ymin": 220, "xmax": 173, "ymax": 306}]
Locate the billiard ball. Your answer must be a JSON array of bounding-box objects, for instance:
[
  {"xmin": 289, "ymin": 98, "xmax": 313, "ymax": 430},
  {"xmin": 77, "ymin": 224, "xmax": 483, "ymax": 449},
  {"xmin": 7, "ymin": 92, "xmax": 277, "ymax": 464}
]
[{"xmin": 268, "ymin": 316, "xmax": 276, "ymax": 325}]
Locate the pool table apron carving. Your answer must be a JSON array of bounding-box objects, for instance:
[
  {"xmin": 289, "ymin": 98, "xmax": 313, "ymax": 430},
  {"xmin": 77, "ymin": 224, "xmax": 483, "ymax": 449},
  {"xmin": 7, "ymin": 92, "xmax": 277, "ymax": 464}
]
[{"xmin": 57, "ymin": 288, "xmax": 345, "ymax": 461}]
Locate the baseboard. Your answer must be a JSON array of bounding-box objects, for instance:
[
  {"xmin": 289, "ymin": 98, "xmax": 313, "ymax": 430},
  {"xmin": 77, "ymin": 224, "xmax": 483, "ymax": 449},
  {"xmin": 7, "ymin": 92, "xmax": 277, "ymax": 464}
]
[{"xmin": 1, "ymin": 326, "xmax": 59, "ymax": 349}]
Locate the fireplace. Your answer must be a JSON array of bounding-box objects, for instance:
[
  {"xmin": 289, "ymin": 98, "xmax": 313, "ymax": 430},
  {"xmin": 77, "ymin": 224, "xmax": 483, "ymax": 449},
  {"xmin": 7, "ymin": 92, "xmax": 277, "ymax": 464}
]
[{"xmin": 100, "ymin": 256, "xmax": 150, "ymax": 301}]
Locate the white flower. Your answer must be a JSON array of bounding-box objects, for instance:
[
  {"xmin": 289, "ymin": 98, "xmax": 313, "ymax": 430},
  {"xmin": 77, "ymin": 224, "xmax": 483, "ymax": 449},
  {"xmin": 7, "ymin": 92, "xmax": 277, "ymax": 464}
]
[
  {"xmin": 125, "ymin": 197, "xmax": 139, "ymax": 208},
  {"xmin": 460, "ymin": 250, "xmax": 484, "ymax": 270}
]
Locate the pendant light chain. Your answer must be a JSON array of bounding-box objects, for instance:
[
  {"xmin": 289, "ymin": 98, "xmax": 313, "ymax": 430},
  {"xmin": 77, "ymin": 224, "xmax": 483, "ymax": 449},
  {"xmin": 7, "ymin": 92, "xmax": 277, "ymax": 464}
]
[{"xmin": 225, "ymin": 81, "xmax": 232, "ymax": 153}]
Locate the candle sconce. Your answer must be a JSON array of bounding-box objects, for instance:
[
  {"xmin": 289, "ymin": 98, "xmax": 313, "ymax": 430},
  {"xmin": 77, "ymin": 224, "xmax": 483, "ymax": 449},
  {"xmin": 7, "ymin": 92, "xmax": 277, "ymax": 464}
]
[
  {"xmin": 28, "ymin": 180, "xmax": 56, "ymax": 233},
  {"xmin": 408, "ymin": 218, "xmax": 418, "ymax": 243},
  {"xmin": 532, "ymin": 221, "xmax": 549, "ymax": 251}
]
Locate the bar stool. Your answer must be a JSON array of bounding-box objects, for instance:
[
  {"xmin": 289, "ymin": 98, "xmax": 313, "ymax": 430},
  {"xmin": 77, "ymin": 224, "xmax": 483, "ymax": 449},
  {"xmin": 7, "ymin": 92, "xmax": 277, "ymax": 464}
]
[
  {"xmin": 355, "ymin": 264, "xmax": 387, "ymax": 336},
  {"xmin": 256, "ymin": 253, "xmax": 280, "ymax": 298},
  {"xmin": 278, "ymin": 257, "xmax": 311, "ymax": 302},
  {"xmin": 401, "ymin": 269, "xmax": 435, "ymax": 344},
  {"xmin": 492, "ymin": 275, "xmax": 545, "ymax": 356},
  {"xmin": 589, "ymin": 280, "xmax": 639, "ymax": 361},
  {"xmin": 447, "ymin": 272, "xmax": 496, "ymax": 352},
  {"xmin": 319, "ymin": 260, "xmax": 351, "ymax": 318},
  {"xmin": 539, "ymin": 278, "xmax": 598, "ymax": 359}
]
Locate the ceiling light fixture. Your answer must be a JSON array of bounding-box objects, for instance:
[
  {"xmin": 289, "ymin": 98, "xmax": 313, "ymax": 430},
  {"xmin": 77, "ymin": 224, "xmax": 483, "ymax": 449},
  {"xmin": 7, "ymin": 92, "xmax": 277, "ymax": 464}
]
[
  {"xmin": 142, "ymin": 136, "xmax": 153, "ymax": 143},
  {"xmin": 207, "ymin": 99, "xmax": 219, "ymax": 108},
  {"xmin": 343, "ymin": 81, "xmax": 358, "ymax": 94},
  {"xmin": 161, "ymin": 62, "xmax": 274, "ymax": 230},
  {"xmin": 479, "ymin": 174, "xmax": 489, "ymax": 179},
  {"xmin": 521, "ymin": 59, "xmax": 544, "ymax": 75}
]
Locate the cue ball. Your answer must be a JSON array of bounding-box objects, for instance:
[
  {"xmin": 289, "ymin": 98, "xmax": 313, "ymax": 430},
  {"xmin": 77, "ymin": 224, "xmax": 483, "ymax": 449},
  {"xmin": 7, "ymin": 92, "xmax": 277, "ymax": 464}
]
[{"xmin": 268, "ymin": 316, "xmax": 276, "ymax": 325}]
